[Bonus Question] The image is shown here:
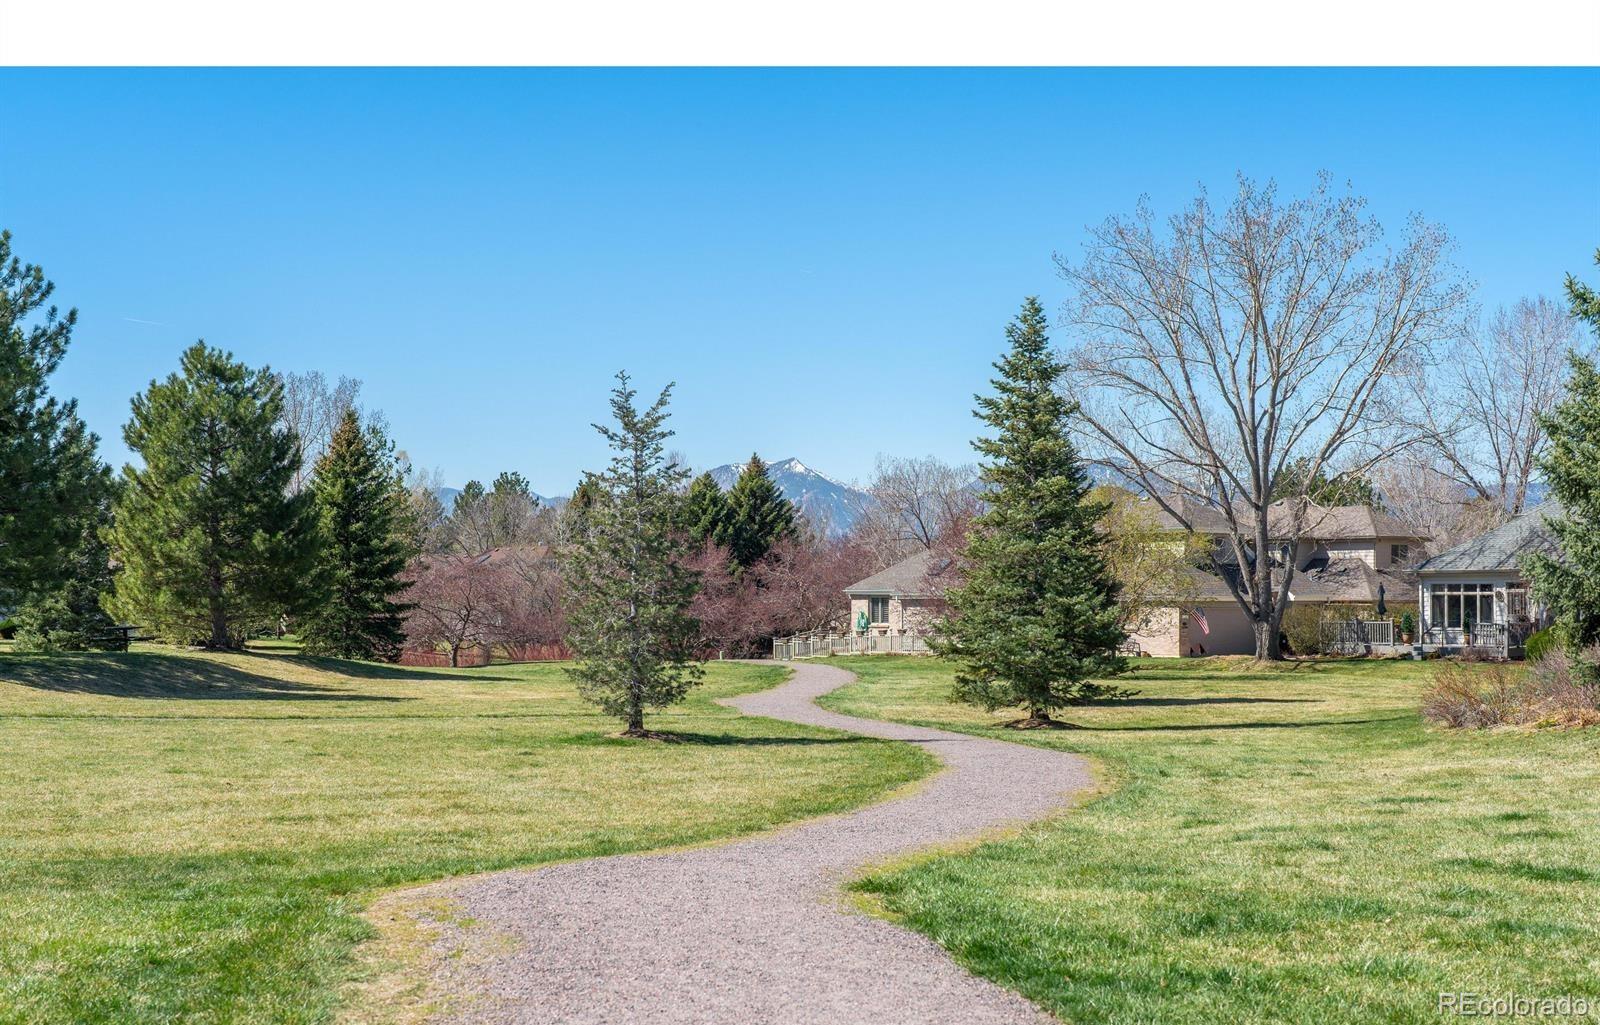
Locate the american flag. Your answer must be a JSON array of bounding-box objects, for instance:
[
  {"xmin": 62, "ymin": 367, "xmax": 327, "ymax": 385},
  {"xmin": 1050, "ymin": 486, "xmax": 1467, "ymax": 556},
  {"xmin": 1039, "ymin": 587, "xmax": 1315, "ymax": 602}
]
[{"xmin": 1193, "ymin": 606, "xmax": 1210, "ymax": 635}]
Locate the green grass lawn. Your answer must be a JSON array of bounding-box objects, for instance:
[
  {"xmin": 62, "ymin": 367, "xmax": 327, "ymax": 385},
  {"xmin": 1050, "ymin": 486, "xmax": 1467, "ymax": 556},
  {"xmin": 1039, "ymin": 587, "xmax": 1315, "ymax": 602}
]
[
  {"xmin": 0, "ymin": 646, "xmax": 933, "ymax": 1025},
  {"xmin": 822, "ymin": 655, "xmax": 1600, "ymax": 1025}
]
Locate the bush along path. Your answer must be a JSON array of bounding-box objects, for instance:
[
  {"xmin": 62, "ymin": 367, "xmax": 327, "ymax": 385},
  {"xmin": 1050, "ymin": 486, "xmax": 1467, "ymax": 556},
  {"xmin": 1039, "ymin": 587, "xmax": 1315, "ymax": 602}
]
[{"xmin": 392, "ymin": 661, "xmax": 1094, "ymax": 1025}]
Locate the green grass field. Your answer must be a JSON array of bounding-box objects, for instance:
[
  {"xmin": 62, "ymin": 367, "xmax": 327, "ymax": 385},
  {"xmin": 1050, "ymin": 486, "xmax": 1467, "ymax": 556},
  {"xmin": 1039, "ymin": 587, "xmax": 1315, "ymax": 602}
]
[
  {"xmin": 0, "ymin": 647, "xmax": 933, "ymax": 1025},
  {"xmin": 821, "ymin": 655, "xmax": 1600, "ymax": 1024}
]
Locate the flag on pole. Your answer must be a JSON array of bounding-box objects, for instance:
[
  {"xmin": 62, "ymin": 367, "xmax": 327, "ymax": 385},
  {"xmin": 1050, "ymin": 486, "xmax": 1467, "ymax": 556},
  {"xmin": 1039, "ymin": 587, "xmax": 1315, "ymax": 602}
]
[{"xmin": 1193, "ymin": 606, "xmax": 1210, "ymax": 635}]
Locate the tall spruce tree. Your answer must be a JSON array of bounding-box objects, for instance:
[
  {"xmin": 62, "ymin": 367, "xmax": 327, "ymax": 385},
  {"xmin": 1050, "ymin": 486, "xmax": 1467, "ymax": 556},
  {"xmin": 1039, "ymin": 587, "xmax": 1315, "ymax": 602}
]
[
  {"xmin": 722, "ymin": 455, "xmax": 796, "ymax": 569},
  {"xmin": 299, "ymin": 410, "xmax": 415, "ymax": 660},
  {"xmin": 682, "ymin": 471, "xmax": 730, "ymax": 546},
  {"xmin": 109, "ymin": 343, "xmax": 321, "ymax": 648},
  {"xmin": 561, "ymin": 372, "xmax": 702, "ymax": 736},
  {"xmin": 1526, "ymin": 253, "xmax": 1600, "ymax": 659},
  {"xmin": 930, "ymin": 297, "xmax": 1130, "ymax": 724},
  {"xmin": 13, "ymin": 474, "xmax": 117, "ymax": 651},
  {"xmin": 0, "ymin": 230, "xmax": 111, "ymax": 608},
  {"xmin": 488, "ymin": 470, "xmax": 539, "ymax": 546}
]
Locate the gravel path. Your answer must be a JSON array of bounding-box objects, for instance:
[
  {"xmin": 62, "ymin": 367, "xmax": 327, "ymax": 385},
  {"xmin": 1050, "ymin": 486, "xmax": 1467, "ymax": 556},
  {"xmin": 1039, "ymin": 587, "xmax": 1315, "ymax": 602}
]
[{"xmin": 416, "ymin": 661, "xmax": 1093, "ymax": 1025}]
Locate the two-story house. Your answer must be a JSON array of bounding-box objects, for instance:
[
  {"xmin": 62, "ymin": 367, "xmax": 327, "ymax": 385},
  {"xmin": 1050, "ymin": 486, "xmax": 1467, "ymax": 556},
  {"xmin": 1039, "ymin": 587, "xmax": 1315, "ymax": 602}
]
[
  {"xmin": 1126, "ymin": 499, "xmax": 1428, "ymax": 655},
  {"xmin": 838, "ymin": 498, "xmax": 1428, "ymax": 657}
]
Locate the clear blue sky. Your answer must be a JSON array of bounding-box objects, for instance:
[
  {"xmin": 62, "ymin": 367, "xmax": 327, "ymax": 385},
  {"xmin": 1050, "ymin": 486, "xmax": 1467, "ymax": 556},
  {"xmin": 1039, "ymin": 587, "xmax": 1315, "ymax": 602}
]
[{"xmin": 2, "ymin": 68, "xmax": 1596, "ymax": 495}]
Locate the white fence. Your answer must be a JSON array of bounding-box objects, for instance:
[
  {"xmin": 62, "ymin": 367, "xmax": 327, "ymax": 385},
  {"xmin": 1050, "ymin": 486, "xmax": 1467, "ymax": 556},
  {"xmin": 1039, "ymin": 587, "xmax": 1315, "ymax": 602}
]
[{"xmin": 772, "ymin": 631, "xmax": 931, "ymax": 660}]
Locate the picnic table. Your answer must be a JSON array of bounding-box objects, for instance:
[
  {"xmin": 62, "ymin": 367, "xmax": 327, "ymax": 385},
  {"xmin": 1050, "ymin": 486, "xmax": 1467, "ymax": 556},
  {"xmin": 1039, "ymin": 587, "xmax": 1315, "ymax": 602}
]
[{"xmin": 94, "ymin": 624, "xmax": 142, "ymax": 651}]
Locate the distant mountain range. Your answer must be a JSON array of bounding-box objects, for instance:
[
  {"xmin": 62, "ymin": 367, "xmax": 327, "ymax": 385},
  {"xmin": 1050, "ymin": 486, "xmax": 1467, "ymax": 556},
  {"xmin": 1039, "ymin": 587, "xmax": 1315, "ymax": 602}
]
[
  {"xmin": 434, "ymin": 469, "xmax": 1551, "ymax": 534},
  {"xmin": 433, "ymin": 485, "xmax": 559, "ymax": 511},
  {"xmin": 433, "ymin": 457, "xmax": 871, "ymax": 535},
  {"xmin": 708, "ymin": 457, "xmax": 871, "ymax": 536}
]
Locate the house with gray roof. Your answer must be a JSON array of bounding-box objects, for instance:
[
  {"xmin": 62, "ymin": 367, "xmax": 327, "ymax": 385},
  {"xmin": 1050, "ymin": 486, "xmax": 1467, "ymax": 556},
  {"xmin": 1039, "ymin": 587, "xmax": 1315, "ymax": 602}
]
[
  {"xmin": 829, "ymin": 498, "xmax": 1430, "ymax": 658},
  {"xmin": 842, "ymin": 550, "xmax": 954, "ymax": 637},
  {"xmin": 1414, "ymin": 503, "xmax": 1560, "ymax": 658},
  {"xmin": 1127, "ymin": 499, "xmax": 1427, "ymax": 656}
]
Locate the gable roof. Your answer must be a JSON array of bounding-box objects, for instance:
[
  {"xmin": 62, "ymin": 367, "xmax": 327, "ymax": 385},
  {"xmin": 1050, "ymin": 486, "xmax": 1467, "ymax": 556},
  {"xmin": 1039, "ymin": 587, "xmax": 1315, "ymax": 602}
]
[
  {"xmin": 1416, "ymin": 503, "xmax": 1562, "ymax": 575},
  {"xmin": 1174, "ymin": 559, "xmax": 1413, "ymax": 605},
  {"xmin": 843, "ymin": 550, "xmax": 953, "ymax": 597},
  {"xmin": 1289, "ymin": 559, "xmax": 1415, "ymax": 603},
  {"xmin": 1294, "ymin": 504, "xmax": 1421, "ymax": 541},
  {"xmin": 1148, "ymin": 497, "xmax": 1425, "ymax": 542}
]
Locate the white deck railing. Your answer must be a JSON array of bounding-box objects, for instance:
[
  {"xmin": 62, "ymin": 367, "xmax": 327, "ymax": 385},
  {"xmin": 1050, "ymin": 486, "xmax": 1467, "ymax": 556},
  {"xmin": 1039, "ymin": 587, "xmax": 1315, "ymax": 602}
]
[
  {"xmin": 772, "ymin": 630, "xmax": 931, "ymax": 659},
  {"xmin": 1320, "ymin": 618, "xmax": 1404, "ymax": 655}
]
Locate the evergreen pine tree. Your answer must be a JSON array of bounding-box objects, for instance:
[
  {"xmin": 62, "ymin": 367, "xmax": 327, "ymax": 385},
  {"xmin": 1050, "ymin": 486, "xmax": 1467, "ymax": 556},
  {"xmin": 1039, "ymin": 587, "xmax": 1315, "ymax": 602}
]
[
  {"xmin": 930, "ymin": 297, "xmax": 1130, "ymax": 724},
  {"xmin": 108, "ymin": 342, "xmax": 322, "ymax": 648},
  {"xmin": 443, "ymin": 480, "xmax": 488, "ymax": 552},
  {"xmin": 682, "ymin": 471, "xmax": 730, "ymax": 547},
  {"xmin": 1527, "ymin": 255, "xmax": 1600, "ymax": 658},
  {"xmin": 0, "ymin": 230, "xmax": 111, "ymax": 608},
  {"xmin": 488, "ymin": 470, "xmax": 539, "ymax": 547},
  {"xmin": 722, "ymin": 454, "xmax": 796, "ymax": 569},
  {"xmin": 1566, "ymin": 248, "xmax": 1600, "ymax": 333},
  {"xmin": 299, "ymin": 410, "xmax": 415, "ymax": 660},
  {"xmin": 562, "ymin": 475, "xmax": 603, "ymax": 535},
  {"xmin": 560, "ymin": 372, "xmax": 702, "ymax": 736},
  {"xmin": 13, "ymin": 474, "xmax": 117, "ymax": 651}
]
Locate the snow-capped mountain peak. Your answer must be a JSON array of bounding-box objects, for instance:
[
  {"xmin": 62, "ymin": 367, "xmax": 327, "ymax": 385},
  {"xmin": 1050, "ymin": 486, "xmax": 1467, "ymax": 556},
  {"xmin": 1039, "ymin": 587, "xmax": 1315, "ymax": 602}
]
[{"xmin": 707, "ymin": 457, "xmax": 869, "ymax": 536}]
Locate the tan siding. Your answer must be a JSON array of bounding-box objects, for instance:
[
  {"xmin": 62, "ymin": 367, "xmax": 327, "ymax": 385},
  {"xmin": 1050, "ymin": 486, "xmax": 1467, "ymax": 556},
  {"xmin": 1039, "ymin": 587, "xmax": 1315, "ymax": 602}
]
[
  {"xmin": 1178, "ymin": 602, "xmax": 1256, "ymax": 656},
  {"xmin": 1128, "ymin": 607, "xmax": 1180, "ymax": 657},
  {"xmin": 1323, "ymin": 540, "xmax": 1377, "ymax": 567}
]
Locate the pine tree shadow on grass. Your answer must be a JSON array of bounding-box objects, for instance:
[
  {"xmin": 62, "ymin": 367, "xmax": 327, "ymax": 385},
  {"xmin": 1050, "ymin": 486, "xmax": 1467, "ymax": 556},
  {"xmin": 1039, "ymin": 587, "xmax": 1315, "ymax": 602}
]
[
  {"xmin": 597, "ymin": 730, "xmax": 879, "ymax": 748},
  {"xmin": 0, "ymin": 651, "xmax": 413, "ymax": 701},
  {"xmin": 1076, "ymin": 696, "xmax": 1318, "ymax": 707},
  {"xmin": 289, "ymin": 655, "xmax": 523, "ymax": 684},
  {"xmin": 1076, "ymin": 715, "xmax": 1410, "ymax": 732}
]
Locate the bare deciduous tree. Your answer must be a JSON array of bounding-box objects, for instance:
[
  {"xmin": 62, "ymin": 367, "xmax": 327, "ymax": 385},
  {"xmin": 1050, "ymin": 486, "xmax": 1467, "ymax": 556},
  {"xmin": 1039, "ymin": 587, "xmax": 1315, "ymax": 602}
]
[
  {"xmin": 279, "ymin": 370, "xmax": 362, "ymax": 492},
  {"xmin": 1406, "ymin": 295, "xmax": 1582, "ymax": 515},
  {"xmin": 1368, "ymin": 451, "xmax": 1511, "ymax": 557},
  {"xmin": 851, "ymin": 454, "xmax": 979, "ymax": 569},
  {"xmin": 1057, "ymin": 175, "xmax": 1468, "ymax": 659},
  {"xmin": 497, "ymin": 546, "xmax": 568, "ymax": 650},
  {"xmin": 687, "ymin": 531, "xmax": 876, "ymax": 655},
  {"xmin": 402, "ymin": 554, "xmax": 517, "ymax": 666},
  {"xmin": 399, "ymin": 459, "xmax": 450, "ymax": 553},
  {"xmin": 750, "ymin": 533, "xmax": 877, "ymax": 636}
]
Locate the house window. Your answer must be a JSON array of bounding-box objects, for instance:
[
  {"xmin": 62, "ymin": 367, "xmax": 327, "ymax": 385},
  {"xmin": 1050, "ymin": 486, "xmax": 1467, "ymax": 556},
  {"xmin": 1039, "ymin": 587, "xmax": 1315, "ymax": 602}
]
[
  {"xmin": 1391, "ymin": 543, "xmax": 1410, "ymax": 564},
  {"xmin": 1428, "ymin": 582, "xmax": 1498, "ymax": 630},
  {"xmin": 868, "ymin": 596, "xmax": 890, "ymax": 625}
]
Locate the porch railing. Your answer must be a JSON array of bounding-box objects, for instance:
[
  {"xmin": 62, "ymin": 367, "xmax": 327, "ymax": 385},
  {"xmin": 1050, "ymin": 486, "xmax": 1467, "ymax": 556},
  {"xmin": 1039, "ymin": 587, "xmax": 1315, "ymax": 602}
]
[
  {"xmin": 1422, "ymin": 622, "xmax": 1512, "ymax": 657},
  {"xmin": 772, "ymin": 630, "xmax": 930, "ymax": 660},
  {"xmin": 1320, "ymin": 618, "xmax": 1402, "ymax": 655}
]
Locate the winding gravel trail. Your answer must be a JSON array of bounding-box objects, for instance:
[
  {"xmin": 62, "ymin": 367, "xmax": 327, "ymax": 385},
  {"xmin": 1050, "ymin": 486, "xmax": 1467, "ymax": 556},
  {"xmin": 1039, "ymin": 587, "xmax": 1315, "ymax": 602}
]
[{"xmin": 418, "ymin": 661, "xmax": 1093, "ymax": 1025}]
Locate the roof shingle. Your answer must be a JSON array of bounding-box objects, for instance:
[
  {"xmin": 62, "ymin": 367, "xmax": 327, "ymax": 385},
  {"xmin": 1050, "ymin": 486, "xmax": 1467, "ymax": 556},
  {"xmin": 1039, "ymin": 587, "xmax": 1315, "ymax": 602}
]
[
  {"xmin": 1147, "ymin": 497, "xmax": 1426, "ymax": 541},
  {"xmin": 1416, "ymin": 503, "xmax": 1562, "ymax": 574},
  {"xmin": 843, "ymin": 551, "xmax": 953, "ymax": 597}
]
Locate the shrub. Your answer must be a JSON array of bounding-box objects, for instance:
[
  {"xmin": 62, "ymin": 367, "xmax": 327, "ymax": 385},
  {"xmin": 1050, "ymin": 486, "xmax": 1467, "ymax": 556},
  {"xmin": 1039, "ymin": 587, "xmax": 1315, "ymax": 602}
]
[
  {"xmin": 10, "ymin": 593, "xmax": 117, "ymax": 653},
  {"xmin": 1422, "ymin": 648, "xmax": 1600, "ymax": 729},
  {"xmin": 1280, "ymin": 604, "xmax": 1329, "ymax": 656},
  {"xmin": 1400, "ymin": 610, "xmax": 1416, "ymax": 638},
  {"xmin": 1523, "ymin": 625, "xmax": 1568, "ymax": 663}
]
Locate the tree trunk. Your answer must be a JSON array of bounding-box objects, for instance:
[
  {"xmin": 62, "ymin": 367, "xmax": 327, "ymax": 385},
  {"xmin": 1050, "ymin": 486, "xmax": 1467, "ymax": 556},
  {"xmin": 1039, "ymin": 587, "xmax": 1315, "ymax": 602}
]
[
  {"xmin": 204, "ymin": 444, "xmax": 230, "ymax": 650},
  {"xmin": 449, "ymin": 643, "xmax": 460, "ymax": 668},
  {"xmin": 207, "ymin": 560, "xmax": 229, "ymax": 649},
  {"xmin": 627, "ymin": 686, "xmax": 644, "ymax": 734},
  {"xmin": 1253, "ymin": 616, "xmax": 1283, "ymax": 661}
]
